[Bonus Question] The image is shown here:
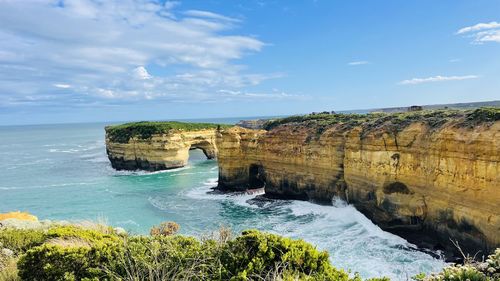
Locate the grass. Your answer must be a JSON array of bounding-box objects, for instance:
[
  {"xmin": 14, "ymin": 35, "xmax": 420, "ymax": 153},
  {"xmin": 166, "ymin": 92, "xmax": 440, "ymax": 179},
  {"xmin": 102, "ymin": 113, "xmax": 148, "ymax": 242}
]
[
  {"xmin": 105, "ymin": 121, "xmax": 232, "ymax": 143},
  {"xmin": 0, "ymin": 256, "xmax": 20, "ymax": 281},
  {"xmin": 263, "ymin": 107, "xmax": 500, "ymax": 137}
]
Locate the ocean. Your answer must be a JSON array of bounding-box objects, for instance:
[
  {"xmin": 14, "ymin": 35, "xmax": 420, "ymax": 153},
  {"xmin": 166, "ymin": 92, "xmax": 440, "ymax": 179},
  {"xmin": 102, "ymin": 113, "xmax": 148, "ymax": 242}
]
[{"xmin": 0, "ymin": 119, "xmax": 446, "ymax": 280}]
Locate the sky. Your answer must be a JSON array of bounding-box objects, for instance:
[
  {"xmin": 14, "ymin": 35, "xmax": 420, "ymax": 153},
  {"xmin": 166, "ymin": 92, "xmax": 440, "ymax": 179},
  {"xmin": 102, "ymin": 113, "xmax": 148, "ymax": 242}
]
[{"xmin": 0, "ymin": 0, "xmax": 499, "ymax": 125}]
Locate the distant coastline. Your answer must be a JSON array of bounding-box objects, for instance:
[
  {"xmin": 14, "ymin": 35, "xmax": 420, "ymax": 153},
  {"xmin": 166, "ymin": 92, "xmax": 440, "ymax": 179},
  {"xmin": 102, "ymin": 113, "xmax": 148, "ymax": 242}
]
[{"xmin": 1, "ymin": 100, "xmax": 498, "ymax": 127}]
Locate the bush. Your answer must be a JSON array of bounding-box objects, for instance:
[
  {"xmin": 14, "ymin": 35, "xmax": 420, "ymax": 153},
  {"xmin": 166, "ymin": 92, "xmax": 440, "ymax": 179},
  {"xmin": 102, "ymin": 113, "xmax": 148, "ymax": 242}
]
[
  {"xmin": 414, "ymin": 248, "xmax": 500, "ymax": 281},
  {"xmin": 220, "ymin": 229, "xmax": 350, "ymax": 280},
  {"xmin": 107, "ymin": 235, "xmax": 220, "ymax": 280},
  {"xmin": 13, "ymin": 226, "xmax": 356, "ymax": 281},
  {"xmin": 150, "ymin": 221, "xmax": 180, "ymax": 237},
  {"xmin": 9, "ymin": 221, "xmax": 499, "ymax": 281},
  {"xmin": 0, "ymin": 228, "xmax": 47, "ymax": 254},
  {"xmin": 17, "ymin": 226, "xmax": 124, "ymax": 281}
]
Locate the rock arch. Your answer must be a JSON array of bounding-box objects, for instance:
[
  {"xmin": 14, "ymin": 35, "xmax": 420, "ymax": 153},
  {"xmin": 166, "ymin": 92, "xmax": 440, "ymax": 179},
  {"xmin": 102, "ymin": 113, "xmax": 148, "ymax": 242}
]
[
  {"xmin": 190, "ymin": 140, "xmax": 217, "ymax": 159},
  {"xmin": 106, "ymin": 129, "xmax": 218, "ymax": 171}
]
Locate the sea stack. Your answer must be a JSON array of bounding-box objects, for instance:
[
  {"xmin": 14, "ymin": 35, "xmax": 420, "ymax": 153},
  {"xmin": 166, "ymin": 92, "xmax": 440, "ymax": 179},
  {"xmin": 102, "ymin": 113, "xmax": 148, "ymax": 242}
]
[{"xmin": 105, "ymin": 121, "xmax": 227, "ymax": 171}]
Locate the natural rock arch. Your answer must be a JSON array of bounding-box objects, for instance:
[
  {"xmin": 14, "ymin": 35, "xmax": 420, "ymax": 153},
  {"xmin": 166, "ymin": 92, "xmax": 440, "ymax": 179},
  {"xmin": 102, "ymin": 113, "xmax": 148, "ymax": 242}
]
[
  {"xmin": 190, "ymin": 140, "xmax": 217, "ymax": 160},
  {"xmin": 106, "ymin": 129, "xmax": 218, "ymax": 171}
]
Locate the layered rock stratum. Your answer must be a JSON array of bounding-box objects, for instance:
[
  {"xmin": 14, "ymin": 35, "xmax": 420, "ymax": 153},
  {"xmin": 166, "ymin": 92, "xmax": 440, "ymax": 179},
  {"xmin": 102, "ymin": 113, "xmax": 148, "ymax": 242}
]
[
  {"xmin": 216, "ymin": 108, "xmax": 500, "ymax": 257},
  {"xmin": 105, "ymin": 109, "xmax": 499, "ymax": 258},
  {"xmin": 105, "ymin": 121, "xmax": 225, "ymax": 171}
]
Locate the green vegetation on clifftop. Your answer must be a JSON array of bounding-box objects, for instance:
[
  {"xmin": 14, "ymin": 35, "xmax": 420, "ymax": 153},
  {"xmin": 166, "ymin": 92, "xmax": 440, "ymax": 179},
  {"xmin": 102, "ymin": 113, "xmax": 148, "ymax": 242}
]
[
  {"xmin": 263, "ymin": 107, "xmax": 500, "ymax": 135},
  {"xmin": 106, "ymin": 121, "xmax": 231, "ymax": 143}
]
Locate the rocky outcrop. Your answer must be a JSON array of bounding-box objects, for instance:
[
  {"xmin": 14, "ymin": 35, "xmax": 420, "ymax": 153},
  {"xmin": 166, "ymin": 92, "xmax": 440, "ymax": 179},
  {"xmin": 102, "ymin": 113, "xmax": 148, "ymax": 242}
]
[
  {"xmin": 0, "ymin": 211, "xmax": 38, "ymax": 222},
  {"xmin": 216, "ymin": 110, "xmax": 500, "ymax": 257},
  {"xmin": 106, "ymin": 129, "xmax": 218, "ymax": 171},
  {"xmin": 236, "ymin": 119, "xmax": 270, "ymax": 130}
]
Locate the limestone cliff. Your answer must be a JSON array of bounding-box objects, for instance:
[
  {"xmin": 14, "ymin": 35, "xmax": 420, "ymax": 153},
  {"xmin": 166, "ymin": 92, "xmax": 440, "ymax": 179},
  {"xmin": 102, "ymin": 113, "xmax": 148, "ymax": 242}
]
[
  {"xmin": 105, "ymin": 122, "xmax": 223, "ymax": 171},
  {"xmin": 216, "ymin": 108, "xmax": 500, "ymax": 256}
]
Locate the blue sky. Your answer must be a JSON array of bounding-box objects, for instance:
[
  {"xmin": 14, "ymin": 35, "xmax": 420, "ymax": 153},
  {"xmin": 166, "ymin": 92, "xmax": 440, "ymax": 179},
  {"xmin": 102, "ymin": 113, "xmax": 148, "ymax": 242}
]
[{"xmin": 0, "ymin": 0, "xmax": 499, "ymax": 125}]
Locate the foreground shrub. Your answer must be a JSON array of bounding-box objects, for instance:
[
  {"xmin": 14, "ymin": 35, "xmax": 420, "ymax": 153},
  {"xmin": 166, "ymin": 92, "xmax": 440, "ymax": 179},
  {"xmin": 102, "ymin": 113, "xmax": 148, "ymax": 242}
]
[
  {"xmin": 107, "ymin": 235, "xmax": 221, "ymax": 280},
  {"xmin": 14, "ymin": 226, "xmax": 356, "ymax": 281},
  {"xmin": 10, "ymin": 221, "xmax": 498, "ymax": 281},
  {"xmin": 17, "ymin": 226, "xmax": 124, "ymax": 280},
  {"xmin": 220, "ymin": 229, "xmax": 350, "ymax": 280},
  {"xmin": 414, "ymin": 248, "xmax": 500, "ymax": 281},
  {"xmin": 0, "ymin": 228, "xmax": 47, "ymax": 254}
]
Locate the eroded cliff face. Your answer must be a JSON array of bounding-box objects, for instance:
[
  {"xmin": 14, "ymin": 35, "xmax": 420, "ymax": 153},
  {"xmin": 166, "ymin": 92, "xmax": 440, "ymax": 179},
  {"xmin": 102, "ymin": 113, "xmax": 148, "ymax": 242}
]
[
  {"xmin": 106, "ymin": 129, "xmax": 218, "ymax": 171},
  {"xmin": 216, "ymin": 119, "xmax": 500, "ymax": 256}
]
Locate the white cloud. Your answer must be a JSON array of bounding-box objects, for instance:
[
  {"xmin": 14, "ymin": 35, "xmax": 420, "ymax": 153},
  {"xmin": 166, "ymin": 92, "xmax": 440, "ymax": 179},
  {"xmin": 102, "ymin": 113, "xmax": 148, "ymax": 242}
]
[
  {"xmin": 456, "ymin": 21, "xmax": 500, "ymax": 34},
  {"xmin": 0, "ymin": 0, "xmax": 288, "ymax": 108},
  {"xmin": 53, "ymin": 83, "xmax": 71, "ymax": 88},
  {"xmin": 449, "ymin": 58, "xmax": 461, "ymax": 63},
  {"xmin": 348, "ymin": 61, "xmax": 370, "ymax": 66},
  {"xmin": 217, "ymin": 89, "xmax": 307, "ymax": 101},
  {"xmin": 474, "ymin": 30, "xmax": 500, "ymax": 43},
  {"xmin": 132, "ymin": 66, "xmax": 152, "ymax": 80},
  {"xmin": 184, "ymin": 10, "xmax": 241, "ymax": 23},
  {"xmin": 399, "ymin": 75, "xmax": 478, "ymax": 85},
  {"xmin": 456, "ymin": 21, "xmax": 500, "ymax": 43}
]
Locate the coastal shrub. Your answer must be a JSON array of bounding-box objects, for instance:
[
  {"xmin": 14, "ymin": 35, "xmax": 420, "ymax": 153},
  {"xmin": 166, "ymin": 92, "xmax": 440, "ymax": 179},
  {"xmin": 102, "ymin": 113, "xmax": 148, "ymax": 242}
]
[
  {"xmin": 106, "ymin": 121, "xmax": 231, "ymax": 143},
  {"xmin": 0, "ymin": 228, "xmax": 47, "ymax": 254},
  {"xmin": 415, "ymin": 265, "xmax": 488, "ymax": 281},
  {"xmin": 45, "ymin": 225, "xmax": 120, "ymax": 243},
  {"xmin": 150, "ymin": 221, "xmax": 180, "ymax": 236},
  {"xmin": 13, "ymin": 226, "xmax": 356, "ymax": 281},
  {"xmin": 10, "ymin": 221, "xmax": 499, "ymax": 281},
  {"xmin": 220, "ymin": 229, "xmax": 349, "ymax": 280},
  {"xmin": 414, "ymin": 248, "xmax": 500, "ymax": 281},
  {"xmin": 17, "ymin": 226, "xmax": 125, "ymax": 280},
  {"xmin": 106, "ymin": 235, "xmax": 222, "ymax": 280},
  {"xmin": 19, "ymin": 244, "xmax": 94, "ymax": 280},
  {"xmin": 462, "ymin": 107, "xmax": 500, "ymax": 127}
]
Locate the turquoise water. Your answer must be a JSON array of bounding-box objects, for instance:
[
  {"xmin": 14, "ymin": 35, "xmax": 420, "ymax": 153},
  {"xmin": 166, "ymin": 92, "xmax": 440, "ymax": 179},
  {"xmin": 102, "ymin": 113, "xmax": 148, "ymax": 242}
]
[{"xmin": 0, "ymin": 121, "xmax": 446, "ymax": 280}]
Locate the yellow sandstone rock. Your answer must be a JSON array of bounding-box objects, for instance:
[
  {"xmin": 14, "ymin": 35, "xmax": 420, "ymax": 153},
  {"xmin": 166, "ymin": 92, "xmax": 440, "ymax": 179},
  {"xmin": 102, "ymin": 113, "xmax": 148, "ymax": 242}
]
[
  {"xmin": 104, "ymin": 110, "xmax": 499, "ymax": 257},
  {"xmin": 106, "ymin": 129, "xmax": 218, "ymax": 171},
  {"xmin": 0, "ymin": 211, "xmax": 38, "ymax": 222},
  {"xmin": 216, "ymin": 118, "xmax": 500, "ymax": 256}
]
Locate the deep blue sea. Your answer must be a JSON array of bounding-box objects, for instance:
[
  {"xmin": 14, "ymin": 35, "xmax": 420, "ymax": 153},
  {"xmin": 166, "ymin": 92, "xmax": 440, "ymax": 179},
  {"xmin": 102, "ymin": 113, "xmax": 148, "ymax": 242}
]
[{"xmin": 0, "ymin": 118, "xmax": 446, "ymax": 280}]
